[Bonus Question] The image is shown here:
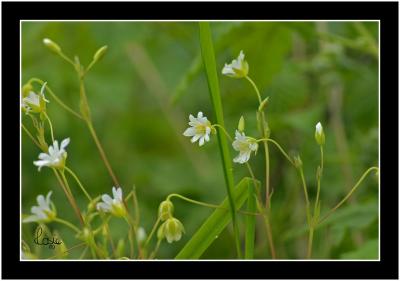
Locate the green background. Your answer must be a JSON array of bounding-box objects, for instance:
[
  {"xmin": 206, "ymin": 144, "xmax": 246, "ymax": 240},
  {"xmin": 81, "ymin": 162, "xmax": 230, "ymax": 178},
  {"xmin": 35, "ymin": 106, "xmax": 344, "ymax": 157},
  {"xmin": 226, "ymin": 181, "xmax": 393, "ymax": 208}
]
[{"xmin": 22, "ymin": 21, "xmax": 379, "ymax": 259}]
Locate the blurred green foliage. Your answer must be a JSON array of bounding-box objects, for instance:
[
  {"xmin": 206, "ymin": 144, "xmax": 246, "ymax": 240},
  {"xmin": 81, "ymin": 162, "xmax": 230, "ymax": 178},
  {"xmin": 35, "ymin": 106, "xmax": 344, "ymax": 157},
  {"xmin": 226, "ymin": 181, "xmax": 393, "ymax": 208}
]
[{"xmin": 22, "ymin": 21, "xmax": 378, "ymax": 259}]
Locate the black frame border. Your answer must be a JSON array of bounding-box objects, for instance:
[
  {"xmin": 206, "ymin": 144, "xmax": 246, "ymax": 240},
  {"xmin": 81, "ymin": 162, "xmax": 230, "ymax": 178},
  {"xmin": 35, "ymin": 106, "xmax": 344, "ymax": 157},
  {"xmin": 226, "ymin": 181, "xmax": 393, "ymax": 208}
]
[{"xmin": 2, "ymin": 1, "xmax": 398, "ymax": 279}]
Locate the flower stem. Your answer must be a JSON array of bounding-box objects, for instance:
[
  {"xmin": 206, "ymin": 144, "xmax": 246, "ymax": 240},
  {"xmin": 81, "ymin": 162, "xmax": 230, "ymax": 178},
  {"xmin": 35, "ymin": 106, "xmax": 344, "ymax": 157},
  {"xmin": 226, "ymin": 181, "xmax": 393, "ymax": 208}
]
[
  {"xmin": 150, "ymin": 239, "xmax": 162, "ymax": 259},
  {"xmin": 144, "ymin": 216, "xmax": 161, "ymax": 249},
  {"xmin": 28, "ymin": 78, "xmax": 83, "ymax": 120},
  {"xmin": 64, "ymin": 166, "xmax": 92, "ymax": 202},
  {"xmin": 43, "ymin": 112, "xmax": 55, "ymax": 143},
  {"xmin": 53, "ymin": 169, "xmax": 84, "ymax": 226},
  {"xmin": 261, "ymin": 138, "xmax": 295, "ymax": 166},
  {"xmin": 307, "ymin": 227, "xmax": 314, "ymax": 259},
  {"xmin": 245, "ymin": 76, "xmax": 262, "ymax": 104},
  {"xmin": 212, "ymin": 124, "xmax": 233, "ymax": 141},
  {"xmin": 21, "ymin": 124, "xmax": 41, "ymax": 148},
  {"xmin": 54, "ymin": 217, "xmax": 80, "ymax": 233},
  {"xmin": 319, "ymin": 167, "xmax": 379, "ymax": 224},
  {"xmin": 86, "ymin": 121, "xmax": 120, "ymax": 188}
]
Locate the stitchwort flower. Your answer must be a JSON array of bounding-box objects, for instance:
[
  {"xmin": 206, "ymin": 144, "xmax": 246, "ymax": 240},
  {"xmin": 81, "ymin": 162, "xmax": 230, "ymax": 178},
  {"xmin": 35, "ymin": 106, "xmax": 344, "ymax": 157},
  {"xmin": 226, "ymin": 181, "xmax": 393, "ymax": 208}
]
[
  {"xmin": 21, "ymin": 83, "xmax": 49, "ymax": 114},
  {"xmin": 222, "ymin": 50, "xmax": 249, "ymax": 78},
  {"xmin": 183, "ymin": 112, "xmax": 213, "ymax": 146},
  {"xmin": 23, "ymin": 191, "xmax": 56, "ymax": 223},
  {"xmin": 33, "ymin": 138, "xmax": 70, "ymax": 171},
  {"xmin": 97, "ymin": 186, "xmax": 127, "ymax": 217},
  {"xmin": 232, "ymin": 130, "xmax": 258, "ymax": 164}
]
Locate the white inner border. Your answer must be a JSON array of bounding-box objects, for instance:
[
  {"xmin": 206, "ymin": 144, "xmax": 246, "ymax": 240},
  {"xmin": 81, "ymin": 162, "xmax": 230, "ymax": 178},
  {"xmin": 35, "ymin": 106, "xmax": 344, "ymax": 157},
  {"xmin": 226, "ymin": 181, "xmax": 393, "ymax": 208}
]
[{"xmin": 20, "ymin": 20, "xmax": 380, "ymax": 262}]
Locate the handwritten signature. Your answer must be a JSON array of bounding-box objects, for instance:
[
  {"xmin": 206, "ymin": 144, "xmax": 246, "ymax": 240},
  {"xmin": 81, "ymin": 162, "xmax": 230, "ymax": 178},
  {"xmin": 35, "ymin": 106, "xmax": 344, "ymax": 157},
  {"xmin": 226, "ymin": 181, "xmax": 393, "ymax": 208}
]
[{"xmin": 33, "ymin": 227, "xmax": 62, "ymax": 249}]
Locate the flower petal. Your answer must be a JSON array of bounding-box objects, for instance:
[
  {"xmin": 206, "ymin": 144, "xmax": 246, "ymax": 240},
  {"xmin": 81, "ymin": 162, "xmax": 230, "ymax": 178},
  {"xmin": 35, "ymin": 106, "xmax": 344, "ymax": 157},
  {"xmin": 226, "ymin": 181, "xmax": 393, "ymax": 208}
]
[
  {"xmin": 97, "ymin": 202, "xmax": 111, "ymax": 212},
  {"xmin": 183, "ymin": 127, "xmax": 196, "ymax": 137},
  {"xmin": 60, "ymin": 138, "xmax": 70, "ymax": 150},
  {"xmin": 102, "ymin": 194, "xmax": 113, "ymax": 205}
]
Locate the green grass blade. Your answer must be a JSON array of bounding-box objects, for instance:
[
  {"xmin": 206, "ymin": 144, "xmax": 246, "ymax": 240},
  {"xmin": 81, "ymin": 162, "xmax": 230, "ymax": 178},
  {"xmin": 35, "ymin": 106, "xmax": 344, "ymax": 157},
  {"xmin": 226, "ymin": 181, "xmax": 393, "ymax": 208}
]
[
  {"xmin": 245, "ymin": 180, "xmax": 258, "ymax": 259},
  {"xmin": 175, "ymin": 177, "xmax": 257, "ymax": 259},
  {"xmin": 198, "ymin": 22, "xmax": 242, "ymax": 258}
]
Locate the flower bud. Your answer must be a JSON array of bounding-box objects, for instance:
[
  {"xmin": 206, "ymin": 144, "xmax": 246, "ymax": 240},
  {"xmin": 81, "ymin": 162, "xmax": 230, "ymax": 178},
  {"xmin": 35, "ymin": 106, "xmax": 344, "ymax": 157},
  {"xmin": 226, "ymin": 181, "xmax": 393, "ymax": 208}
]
[
  {"xmin": 157, "ymin": 223, "xmax": 165, "ymax": 240},
  {"xmin": 43, "ymin": 38, "xmax": 62, "ymax": 54},
  {"xmin": 238, "ymin": 116, "xmax": 245, "ymax": 132},
  {"xmin": 293, "ymin": 155, "xmax": 303, "ymax": 169},
  {"xmin": 315, "ymin": 122, "xmax": 325, "ymax": 146},
  {"xmin": 163, "ymin": 218, "xmax": 185, "ymax": 243},
  {"xmin": 22, "ymin": 83, "xmax": 33, "ymax": 98},
  {"xmin": 110, "ymin": 201, "xmax": 127, "ymax": 218},
  {"xmin": 258, "ymin": 97, "xmax": 270, "ymax": 112},
  {"xmin": 158, "ymin": 200, "xmax": 174, "ymax": 221},
  {"xmin": 136, "ymin": 227, "xmax": 147, "ymax": 244},
  {"xmin": 93, "ymin": 45, "xmax": 108, "ymax": 62}
]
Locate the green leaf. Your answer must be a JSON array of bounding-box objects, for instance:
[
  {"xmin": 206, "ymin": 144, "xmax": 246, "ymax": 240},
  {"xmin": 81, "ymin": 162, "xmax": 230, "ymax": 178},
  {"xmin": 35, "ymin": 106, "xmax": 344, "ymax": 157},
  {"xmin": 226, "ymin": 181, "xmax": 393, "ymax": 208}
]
[
  {"xmin": 198, "ymin": 22, "xmax": 241, "ymax": 257},
  {"xmin": 175, "ymin": 177, "xmax": 257, "ymax": 259},
  {"xmin": 245, "ymin": 179, "xmax": 258, "ymax": 259},
  {"xmin": 340, "ymin": 239, "xmax": 378, "ymax": 259}
]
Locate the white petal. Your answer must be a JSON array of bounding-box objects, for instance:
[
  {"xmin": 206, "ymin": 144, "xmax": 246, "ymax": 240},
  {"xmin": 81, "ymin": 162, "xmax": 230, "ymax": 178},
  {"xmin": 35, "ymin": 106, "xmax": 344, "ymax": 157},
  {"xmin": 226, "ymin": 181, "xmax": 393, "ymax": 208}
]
[
  {"xmin": 46, "ymin": 191, "xmax": 53, "ymax": 205},
  {"xmin": 33, "ymin": 160, "xmax": 50, "ymax": 169},
  {"xmin": 102, "ymin": 194, "xmax": 113, "ymax": 205},
  {"xmin": 197, "ymin": 112, "xmax": 203, "ymax": 118},
  {"xmin": 60, "ymin": 138, "xmax": 70, "ymax": 150},
  {"xmin": 199, "ymin": 137, "xmax": 205, "ymax": 146},
  {"xmin": 204, "ymin": 133, "xmax": 210, "ymax": 142},
  {"xmin": 38, "ymin": 153, "xmax": 50, "ymax": 160},
  {"xmin": 183, "ymin": 127, "xmax": 196, "ymax": 137},
  {"xmin": 23, "ymin": 215, "xmax": 39, "ymax": 223},
  {"xmin": 36, "ymin": 195, "xmax": 48, "ymax": 210},
  {"xmin": 97, "ymin": 202, "xmax": 111, "ymax": 212},
  {"xmin": 189, "ymin": 114, "xmax": 196, "ymax": 122},
  {"xmin": 113, "ymin": 187, "xmax": 123, "ymax": 201},
  {"xmin": 191, "ymin": 134, "xmax": 201, "ymax": 143}
]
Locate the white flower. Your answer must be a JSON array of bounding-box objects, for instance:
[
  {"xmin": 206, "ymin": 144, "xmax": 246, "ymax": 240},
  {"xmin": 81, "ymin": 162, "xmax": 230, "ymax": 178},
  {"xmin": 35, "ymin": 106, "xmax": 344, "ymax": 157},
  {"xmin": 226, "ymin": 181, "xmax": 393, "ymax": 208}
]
[
  {"xmin": 232, "ymin": 130, "xmax": 258, "ymax": 164},
  {"xmin": 33, "ymin": 138, "xmax": 70, "ymax": 171},
  {"xmin": 183, "ymin": 112, "xmax": 213, "ymax": 146},
  {"xmin": 222, "ymin": 50, "xmax": 249, "ymax": 78},
  {"xmin": 23, "ymin": 191, "xmax": 56, "ymax": 223},
  {"xmin": 22, "ymin": 83, "xmax": 49, "ymax": 114},
  {"xmin": 97, "ymin": 186, "xmax": 126, "ymax": 217},
  {"xmin": 315, "ymin": 122, "xmax": 325, "ymax": 145}
]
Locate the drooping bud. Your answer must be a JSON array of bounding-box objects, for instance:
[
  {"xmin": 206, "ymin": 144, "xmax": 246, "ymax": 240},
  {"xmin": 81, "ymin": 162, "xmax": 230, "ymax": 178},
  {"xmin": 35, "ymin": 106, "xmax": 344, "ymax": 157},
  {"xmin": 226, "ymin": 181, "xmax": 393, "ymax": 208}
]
[
  {"xmin": 293, "ymin": 155, "xmax": 303, "ymax": 169},
  {"xmin": 163, "ymin": 217, "xmax": 185, "ymax": 243},
  {"xmin": 158, "ymin": 200, "xmax": 174, "ymax": 221},
  {"xmin": 258, "ymin": 97, "xmax": 270, "ymax": 112}
]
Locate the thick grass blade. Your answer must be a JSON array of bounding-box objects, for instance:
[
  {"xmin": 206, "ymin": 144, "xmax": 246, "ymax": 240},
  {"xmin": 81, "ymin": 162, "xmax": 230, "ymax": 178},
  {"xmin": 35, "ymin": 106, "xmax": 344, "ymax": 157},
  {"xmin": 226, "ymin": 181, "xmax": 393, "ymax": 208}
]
[
  {"xmin": 198, "ymin": 22, "xmax": 242, "ymax": 258},
  {"xmin": 175, "ymin": 177, "xmax": 257, "ymax": 259}
]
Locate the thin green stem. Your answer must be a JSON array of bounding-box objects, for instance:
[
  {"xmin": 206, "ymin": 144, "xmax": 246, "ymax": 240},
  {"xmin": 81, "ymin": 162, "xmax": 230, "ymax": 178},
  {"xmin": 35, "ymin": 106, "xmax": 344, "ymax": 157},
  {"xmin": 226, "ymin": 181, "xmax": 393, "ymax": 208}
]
[
  {"xmin": 54, "ymin": 217, "xmax": 80, "ymax": 233},
  {"xmin": 150, "ymin": 239, "xmax": 162, "ymax": 259},
  {"xmin": 64, "ymin": 166, "xmax": 92, "ymax": 202},
  {"xmin": 245, "ymin": 76, "xmax": 262, "ymax": 104},
  {"xmin": 244, "ymin": 172, "xmax": 256, "ymax": 259},
  {"xmin": 307, "ymin": 227, "xmax": 314, "ymax": 259},
  {"xmin": 43, "ymin": 112, "xmax": 55, "ymax": 143},
  {"xmin": 79, "ymin": 246, "xmax": 88, "ymax": 259},
  {"xmin": 298, "ymin": 167, "xmax": 311, "ymax": 223},
  {"xmin": 53, "ymin": 169, "xmax": 84, "ymax": 226},
  {"xmin": 59, "ymin": 52, "xmax": 77, "ymax": 68},
  {"xmin": 86, "ymin": 121, "xmax": 120, "ymax": 187},
  {"xmin": 319, "ymin": 167, "xmax": 379, "ymax": 224},
  {"xmin": 144, "ymin": 216, "xmax": 161, "ymax": 249},
  {"xmin": 314, "ymin": 145, "xmax": 324, "ymax": 218},
  {"xmin": 259, "ymin": 138, "xmax": 295, "ymax": 166},
  {"xmin": 212, "ymin": 124, "xmax": 233, "ymax": 142},
  {"xmin": 22, "ymin": 124, "xmax": 41, "ymax": 148},
  {"xmin": 28, "ymin": 78, "xmax": 83, "ymax": 120}
]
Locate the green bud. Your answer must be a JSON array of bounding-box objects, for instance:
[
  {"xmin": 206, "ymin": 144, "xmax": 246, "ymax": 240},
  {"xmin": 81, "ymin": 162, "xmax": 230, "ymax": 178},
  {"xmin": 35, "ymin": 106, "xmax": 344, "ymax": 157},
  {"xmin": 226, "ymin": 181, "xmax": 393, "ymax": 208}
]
[
  {"xmin": 157, "ymin": 223, "xmax": 165, "ymax": 240},
  {"xmin": 136, "ymin": 227, "xmax": 147, "ymax": 244},
  {"xmin": 258, "ymin": 97, "xmax": 270, "ymax": 112},
  {"xmin": 238, "ymin": 116, "xmax": 245, "ymax": 132},
  {"xmin": 93, "ymin": 45, "xmax": 108, "ymax": 62},
  {"xmin": 22, "ymin": 83, "xmax": 33, "ymax": 98},
  {"xmin": 158, "ymin": 200, "xmax": 174, "ymax": 221},
  {"xmin": 43, "ymin": 38, "xmax": 62, "ymax": 54},
  {"xmin": 293, "ymin": 155, "xmax": 303, "ymax": 169},
  {"xmin": 315, "ymin": 122, "xmax": 325, "ymax": 146},
  {"xmin": 110, "ymin": 201, "xmax": 127, "ymax": 218},
  {"xmin": 163, "ymin": 217, "xmax": 185, "ymax": 243}
]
